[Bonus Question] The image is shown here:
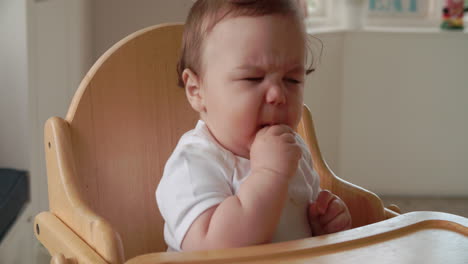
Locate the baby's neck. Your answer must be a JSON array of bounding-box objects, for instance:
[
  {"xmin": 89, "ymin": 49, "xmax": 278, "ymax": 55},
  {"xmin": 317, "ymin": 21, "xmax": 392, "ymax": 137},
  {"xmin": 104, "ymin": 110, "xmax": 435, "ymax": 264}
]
[{"xmin": 200, "ymin": 118, "xmax": 250, "ymax": 160}]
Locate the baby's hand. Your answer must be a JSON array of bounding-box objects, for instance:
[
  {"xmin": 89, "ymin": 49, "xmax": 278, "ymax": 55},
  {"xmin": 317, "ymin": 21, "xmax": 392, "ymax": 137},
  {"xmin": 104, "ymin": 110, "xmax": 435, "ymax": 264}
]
[
  {"xmin": 308, "ymin": 190, "xmax": 352, "ymax": 236},
  {"xmin": 250, "ymin": 125, "xmax": 302, "ymax": 180}
]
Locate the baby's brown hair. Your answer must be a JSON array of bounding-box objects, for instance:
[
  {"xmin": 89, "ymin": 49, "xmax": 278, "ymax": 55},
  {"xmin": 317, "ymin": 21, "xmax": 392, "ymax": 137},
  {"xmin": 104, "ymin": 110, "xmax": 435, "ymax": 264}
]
[{"xmin": 177, "ymin": 0, "xmax": 316, "ymax": 88}]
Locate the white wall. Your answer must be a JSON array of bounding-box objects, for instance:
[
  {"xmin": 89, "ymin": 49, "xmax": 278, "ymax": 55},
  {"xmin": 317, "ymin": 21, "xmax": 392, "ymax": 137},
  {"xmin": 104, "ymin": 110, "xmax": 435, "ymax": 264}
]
[
  {"xmin": 306, "ymin": 30, "xmax": 468, "ymax": 197},
  {"xmin": 94, "ymin": 0, "xmax": 192, "ymax": 58},
  {"xmin": 0, "ymin": 0, "xmax": 93, "ymax": 263},
  {"xmin": 0, "ymin": 0, "xmax": 29, "ymax": 170},
  {"xmin": 304, "ymin": 32, "xmax": 345, "ymax": 172},
  {"xmin": 29, "ymin": 0, "xmax": 94, "ymax": 214},
  {"xmin": 0, "ymin": 0, "xmax": 33, "ymax": 262},
  {"xmin": 339, "ymin": 31, "xmax": 468, "ymax": 196}
]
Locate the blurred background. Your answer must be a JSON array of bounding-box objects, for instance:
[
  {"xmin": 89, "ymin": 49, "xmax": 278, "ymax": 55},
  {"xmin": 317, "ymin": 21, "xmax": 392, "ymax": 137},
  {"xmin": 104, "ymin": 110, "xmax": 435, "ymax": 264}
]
[{"xmin": 1, "ymin": 0, "xmax": 467, "ymax": 263}]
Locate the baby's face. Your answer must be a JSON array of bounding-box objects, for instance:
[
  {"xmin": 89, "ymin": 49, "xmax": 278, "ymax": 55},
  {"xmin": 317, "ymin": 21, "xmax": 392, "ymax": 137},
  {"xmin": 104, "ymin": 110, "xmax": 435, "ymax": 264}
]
[{"xmin": 199, "ymin": 15, "xmax": 305, "ymax": 158}]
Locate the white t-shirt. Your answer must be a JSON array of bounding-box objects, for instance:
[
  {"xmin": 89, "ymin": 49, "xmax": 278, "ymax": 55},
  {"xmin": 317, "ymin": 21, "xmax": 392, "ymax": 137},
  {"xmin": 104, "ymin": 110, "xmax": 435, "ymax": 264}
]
[{"xmin": 156, "ymin": 120, "xmax": 321, "ymax": 251}]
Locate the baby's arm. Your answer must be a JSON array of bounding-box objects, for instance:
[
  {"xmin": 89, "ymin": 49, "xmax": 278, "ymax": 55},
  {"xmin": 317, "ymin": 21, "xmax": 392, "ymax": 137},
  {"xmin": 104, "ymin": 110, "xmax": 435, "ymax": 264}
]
[{"xmin": 181, "ymin": 125, "xmax": 302, "ymax": 251}]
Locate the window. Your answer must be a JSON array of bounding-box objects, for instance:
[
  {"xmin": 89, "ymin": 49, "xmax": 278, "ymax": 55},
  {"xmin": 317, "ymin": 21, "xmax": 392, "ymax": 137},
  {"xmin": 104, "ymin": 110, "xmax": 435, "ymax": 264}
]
[
  {"xmin": 365, "ymin": 0, "xmax": 442, "ymax": 27},
  {"xmin": 368, "ymin": 0, "xmax": 431, "ymax": 17},
  {"xmin": 464, "ymin": 0, "xmax": 468, "ymax": 25},
  {"xmin": 307, "ymin": 0, "xmax": 326, "ymax": 17},
  {"xmin": 305, "ymin": 0, "xmax": 467, "ymax": 30},
  {"xmin": 305, "ymin": 0, "xmax": 336, "ymax": 28}
]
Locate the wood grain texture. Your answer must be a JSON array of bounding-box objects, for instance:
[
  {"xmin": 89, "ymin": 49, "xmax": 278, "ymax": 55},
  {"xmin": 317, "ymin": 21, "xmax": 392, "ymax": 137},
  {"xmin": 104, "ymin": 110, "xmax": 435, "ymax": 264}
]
[
  {"xmin": 50, "ymin": 254, "xmax": 72, "ymax": 264},
  {"xmin": 43, "ymin": 117, "xmax": 124, "ymax": 263},
  {"xmin": 34, "ymin": 212, "xmax": 107, "ymax": 264},
  {"xmin": 64, "ymin": 23, "xmax": 197, "ymax": 260}
]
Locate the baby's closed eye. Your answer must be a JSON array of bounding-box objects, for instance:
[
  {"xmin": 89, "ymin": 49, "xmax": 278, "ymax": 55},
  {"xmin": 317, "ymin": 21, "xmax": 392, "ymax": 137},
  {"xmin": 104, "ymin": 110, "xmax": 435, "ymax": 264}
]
[
  {"xmin": 244, "ymin": 77, "xmax": 264, "ymax": 82},
  {"xmin": 283, "ymin": 77, "xmax": 301, "ymax": 84},
  {"xmin": 242, "ymin": 76, "xmax": 302, "ymax": 84}
]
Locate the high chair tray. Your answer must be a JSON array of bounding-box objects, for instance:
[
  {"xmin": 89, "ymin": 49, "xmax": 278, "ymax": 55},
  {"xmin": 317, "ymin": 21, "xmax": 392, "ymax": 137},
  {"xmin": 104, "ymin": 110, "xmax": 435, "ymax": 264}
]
[{"xmin": 127, "ymin": 211, "xmax": 468, "ymax": 264}]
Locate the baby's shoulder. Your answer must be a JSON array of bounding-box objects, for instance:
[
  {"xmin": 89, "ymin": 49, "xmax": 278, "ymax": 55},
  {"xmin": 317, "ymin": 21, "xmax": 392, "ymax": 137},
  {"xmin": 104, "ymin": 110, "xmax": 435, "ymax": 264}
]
[
  {"xmin": 158, "ymin": 123, "xmax": 236, "ymax": 197},
  {"xmin": 173, "ymin": 124, "xmax": 230, "ymax": 162},
  {"xmin": 164, "ymin": 122, "xmax": 235, "ymax": 176}
]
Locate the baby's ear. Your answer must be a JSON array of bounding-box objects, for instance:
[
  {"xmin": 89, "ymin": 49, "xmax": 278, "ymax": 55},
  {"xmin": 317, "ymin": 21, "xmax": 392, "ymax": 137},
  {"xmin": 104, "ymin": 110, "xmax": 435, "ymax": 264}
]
[{"xmin": 182, "ymin": 68, "xmax": 205, "ymax": 113}]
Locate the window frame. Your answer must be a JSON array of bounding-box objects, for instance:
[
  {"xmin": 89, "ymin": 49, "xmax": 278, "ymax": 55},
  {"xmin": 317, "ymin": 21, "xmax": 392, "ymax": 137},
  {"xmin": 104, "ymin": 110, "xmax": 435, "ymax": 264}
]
[
  {"xmin": 364, "ymin": 0, "xmax": 468, "ymax": 29},
  {"xmin": 304, "ymin": 0, "xmax": 467, "ymax": 30},
  {"xmin": 305, "ymin": 0, "xmax": 337, "ymax": 28}
]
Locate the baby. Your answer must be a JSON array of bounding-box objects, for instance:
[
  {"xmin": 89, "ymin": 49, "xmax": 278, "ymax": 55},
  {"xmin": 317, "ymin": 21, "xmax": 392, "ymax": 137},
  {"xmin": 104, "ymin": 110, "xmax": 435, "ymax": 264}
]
[{"xmin": 156, "ymin": 0, "xmax": 351, "ymax": 252}]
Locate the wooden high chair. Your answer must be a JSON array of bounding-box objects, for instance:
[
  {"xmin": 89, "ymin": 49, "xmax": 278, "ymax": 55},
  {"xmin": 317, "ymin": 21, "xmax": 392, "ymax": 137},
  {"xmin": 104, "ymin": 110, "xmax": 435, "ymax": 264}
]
[{"xmin": 34, "ymin": 24, "xmax": 468, "ymax": 264}]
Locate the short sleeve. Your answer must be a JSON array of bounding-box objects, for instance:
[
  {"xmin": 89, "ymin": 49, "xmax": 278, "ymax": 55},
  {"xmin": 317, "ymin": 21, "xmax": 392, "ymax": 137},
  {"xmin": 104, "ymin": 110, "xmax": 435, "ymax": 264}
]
[
  {"xmin": 295, "ymin": 134, "xmax": 321, "ymax": 201},
  {"xmin": 156, "ymin": 142, "xmax": 233, "ymax": 251}
]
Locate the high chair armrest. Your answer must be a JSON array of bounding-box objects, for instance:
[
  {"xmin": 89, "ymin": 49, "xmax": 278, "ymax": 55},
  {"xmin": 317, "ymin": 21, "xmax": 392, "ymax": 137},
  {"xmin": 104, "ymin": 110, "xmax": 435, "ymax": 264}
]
[
  {"xmin": 386, "ymin": 204, "xmax": 402, "ymax": 214},
  {"xmin": 385, "ymin": 207, "xmax": 400, "ymax": 219},
  {"xmin": 44, "ymin": 117, "xmax": 125, "ymax": 263},
  {"xmin": 385, "ymin": 206, "xmax": 401, "ymax": 219},
  {"xmin": 297, "ymin": 105, "xmax": 387, "ymax": 227},
  {"xmin": 34, "ymin": 211, "xmax": 108, "ymax": 264}
]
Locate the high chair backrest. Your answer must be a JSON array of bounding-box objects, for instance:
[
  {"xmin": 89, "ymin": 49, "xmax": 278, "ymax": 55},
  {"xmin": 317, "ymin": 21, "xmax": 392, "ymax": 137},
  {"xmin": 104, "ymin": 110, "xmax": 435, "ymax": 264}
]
[
  {"xmin": 45, "ymin": 24, "xmax": 197, "ymax": 262},
  {"xmin": 44, "ymin": 23, "xmax": 387, "ymax": 263}
]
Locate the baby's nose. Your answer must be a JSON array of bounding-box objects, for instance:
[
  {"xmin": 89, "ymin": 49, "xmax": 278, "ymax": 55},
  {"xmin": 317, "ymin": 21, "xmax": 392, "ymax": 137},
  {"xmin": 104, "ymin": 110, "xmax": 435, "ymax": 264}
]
[{"xmin": 265, "ymin": 83, "xmax": 286, "ymax": 105}]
